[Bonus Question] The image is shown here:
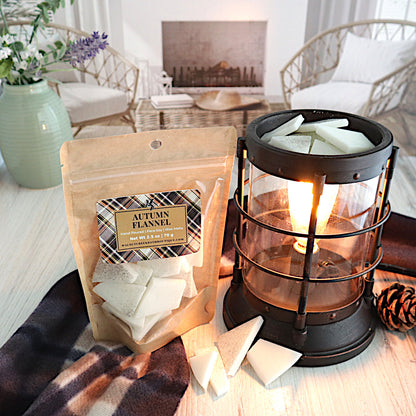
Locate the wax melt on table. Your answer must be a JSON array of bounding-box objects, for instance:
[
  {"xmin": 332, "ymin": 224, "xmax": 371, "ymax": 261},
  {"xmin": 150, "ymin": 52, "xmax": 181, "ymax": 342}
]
[
  {"xmin": 246, "ymin": 339, "xmax": 302, "ymax": 386},
  {"xmin": 217, "ymin": 315, "xmax": 264, "ymax": 377},
  {"xmin": 189, "ymin": 349, "xmax": 218, "ymax": 391},
  {"xmin": 209, "ymin": 345, "xmax": 230, "ymax": 397}
]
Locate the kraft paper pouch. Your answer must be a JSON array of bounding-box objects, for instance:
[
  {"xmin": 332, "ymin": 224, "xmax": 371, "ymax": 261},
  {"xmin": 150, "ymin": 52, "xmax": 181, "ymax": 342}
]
[{"xmin": 61, "ymin": 127, "xmax": 236, "ymax": 353}]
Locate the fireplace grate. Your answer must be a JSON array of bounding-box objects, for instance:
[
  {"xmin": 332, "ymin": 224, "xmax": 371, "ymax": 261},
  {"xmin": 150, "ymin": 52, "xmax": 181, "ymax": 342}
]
[{"xmin": 172, "ymin": 61, "xmax": 260, "ymax": 88}]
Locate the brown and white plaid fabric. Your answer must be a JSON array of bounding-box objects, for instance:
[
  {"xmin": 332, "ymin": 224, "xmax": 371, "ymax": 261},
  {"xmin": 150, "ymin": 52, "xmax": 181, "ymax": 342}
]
[
  {"xmin": 97, "ymin": 190, "xmax": 202, "ymax": 263},
  {"xmin": 0, "ymin": 271, "xmax": 189, "ymax": 416}
]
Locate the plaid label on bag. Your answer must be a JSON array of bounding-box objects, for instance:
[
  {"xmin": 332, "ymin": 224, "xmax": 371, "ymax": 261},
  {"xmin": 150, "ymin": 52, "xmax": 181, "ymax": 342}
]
[{"xmin": 97, "ymin": 190, "xmax": 201, "ymax": 263}]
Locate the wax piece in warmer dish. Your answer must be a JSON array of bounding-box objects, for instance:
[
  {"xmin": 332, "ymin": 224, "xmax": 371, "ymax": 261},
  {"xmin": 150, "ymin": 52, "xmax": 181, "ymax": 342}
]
[
  {"xmin": 134, "ymin": 277, "xmax": 186, "ymax": 318},
  {"xmin": 316, "ymin": 125, "xmax": 374, "ymax": 153},
  {"xmin": 247, "ymin": 339, "xmax": 302, "ymax": 386},
  {"xmin": 102, "ymin": 301, "xmax": 145, "ymax": 329},
  {"xmin": 309, "ymin": 139, "xmax": 344, "ymax": 155},
  {"xmin": 93, "ymin": 282, "xmax": 147, "ymax": 316},
  {"xmin": 189, "ymin": 349, "xmax": 218, "ymax": 391},
  {"xmin": 132, "ymin": 311, "xmax": 171, "ymax": 341},
  {"xmin": 209, "ymin": 346, "xmax": 230, "ymax": 397},
  {"xmin": 261, "ymin": 114, "xmax": 304, "ymax": 141},
  {"xmin": 296, "ymin": 118, "xmax": 349, "ymax": 132},
  {"xmin": 217, "ymin": 315, "xmax": 264, "ymax": 377},
  {"xmin": 268, "ymin": 135, "xmax": 312, "ymax": 154}
]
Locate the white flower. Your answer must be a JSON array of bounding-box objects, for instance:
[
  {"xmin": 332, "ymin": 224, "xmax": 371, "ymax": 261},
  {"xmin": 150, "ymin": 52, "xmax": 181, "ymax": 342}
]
[
  {"xmin": 27, "ymin": 44, "xmax": 37, "ymax": 54},
  {"xmin": 20, "ymin": 50, "xmax": 31, "ymax": 60},
  {"xmin": 0, "ymin": 47, "xmax": 12, "ymax": 60},
  {"xmin": 21, "ymin": 45, "xmax": 42, "ymax": 61},
  {"xmin": 0, "ymin": 34, "xmax": 14, "ymax": 44},
  {"xmin": 14, "ymin": 60, "xmax": 28, "ymax": 71}
]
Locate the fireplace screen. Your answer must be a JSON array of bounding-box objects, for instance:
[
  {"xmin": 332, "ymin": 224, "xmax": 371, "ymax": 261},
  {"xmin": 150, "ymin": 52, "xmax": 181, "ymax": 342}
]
[{"xmin": 162, "ymin": 21, "xmax": 267, "ymax": 88}]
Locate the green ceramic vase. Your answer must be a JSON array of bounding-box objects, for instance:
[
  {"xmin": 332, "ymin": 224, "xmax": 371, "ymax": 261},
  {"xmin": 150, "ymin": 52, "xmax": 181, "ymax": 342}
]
[{"xmin": 0, "ymin": 79, "xmax": 73, "ymax": 189}]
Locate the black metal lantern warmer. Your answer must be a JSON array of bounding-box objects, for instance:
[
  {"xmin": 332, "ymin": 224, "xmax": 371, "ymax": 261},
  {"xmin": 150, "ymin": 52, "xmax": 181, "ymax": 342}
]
[{"xmin": 223, "ymin": 109, "xmax": 398, "ymax": 366}]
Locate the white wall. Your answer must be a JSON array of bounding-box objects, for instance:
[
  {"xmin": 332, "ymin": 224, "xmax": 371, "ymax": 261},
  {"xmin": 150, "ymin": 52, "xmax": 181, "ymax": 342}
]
[{"xmin": 120, "ymin": 0, "xmax": 309, "ymax": 97}]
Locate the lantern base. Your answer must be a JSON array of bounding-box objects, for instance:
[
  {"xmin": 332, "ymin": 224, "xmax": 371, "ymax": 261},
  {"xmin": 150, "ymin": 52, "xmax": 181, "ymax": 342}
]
[{"xmin": 223, "ymin": 277, "xmax": 377, "ymax": 366}]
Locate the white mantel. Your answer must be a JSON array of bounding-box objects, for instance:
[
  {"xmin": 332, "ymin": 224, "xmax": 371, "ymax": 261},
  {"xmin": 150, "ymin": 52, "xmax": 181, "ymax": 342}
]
[{"xmin": 119, "ymin": 0, "xmax": 309, "ymax": 97}]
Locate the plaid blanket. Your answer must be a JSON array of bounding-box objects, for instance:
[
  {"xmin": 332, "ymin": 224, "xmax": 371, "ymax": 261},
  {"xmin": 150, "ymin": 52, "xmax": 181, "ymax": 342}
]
[{"xmin": 0, "ymin": 271, "xmax": 189, "ymax": 416}]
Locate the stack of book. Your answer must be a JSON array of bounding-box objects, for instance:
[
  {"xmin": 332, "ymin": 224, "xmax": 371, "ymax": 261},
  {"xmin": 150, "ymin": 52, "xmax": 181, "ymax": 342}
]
[{"xmin": 150, "ymin": 94, "xmax": 194, "ymax": 109}]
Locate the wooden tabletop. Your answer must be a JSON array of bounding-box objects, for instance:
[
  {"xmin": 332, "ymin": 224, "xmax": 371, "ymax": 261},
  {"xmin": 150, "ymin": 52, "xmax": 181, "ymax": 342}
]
[{"xmin": 1, "ymin": 154, "xmax": 416, "ymax": 416}]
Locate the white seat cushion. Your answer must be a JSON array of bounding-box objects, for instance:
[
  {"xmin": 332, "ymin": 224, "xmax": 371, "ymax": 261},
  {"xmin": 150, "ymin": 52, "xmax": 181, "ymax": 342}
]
[
  {"xmin": 58, "ymin": 83, "xmax": 129, "ymax": 123},
  {"xmin": 291, "ymin": 81, "xmax": 373, "ymax": 114}
]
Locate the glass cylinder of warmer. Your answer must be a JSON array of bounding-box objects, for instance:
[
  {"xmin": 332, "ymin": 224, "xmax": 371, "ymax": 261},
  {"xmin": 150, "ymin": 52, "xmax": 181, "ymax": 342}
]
[{"xmin": 242, "ymin": 165, "xmax": 384, "ymax": 312}]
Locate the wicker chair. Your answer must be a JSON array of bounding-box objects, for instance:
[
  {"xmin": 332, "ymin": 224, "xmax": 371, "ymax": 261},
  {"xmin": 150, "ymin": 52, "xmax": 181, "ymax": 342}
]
[
  {"xmin": 6, "ymin": 22, "xmax": 140, "ymax": 136},
  {"xmin": 280, "ymin": 19, "xmax": 416, "ymax": 123}
]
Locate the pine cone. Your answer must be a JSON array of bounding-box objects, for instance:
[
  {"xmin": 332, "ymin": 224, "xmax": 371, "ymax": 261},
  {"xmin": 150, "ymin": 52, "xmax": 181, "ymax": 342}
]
[{"xmin": 376, "ymin": 283, "xmax": 416, "ymax": 332}]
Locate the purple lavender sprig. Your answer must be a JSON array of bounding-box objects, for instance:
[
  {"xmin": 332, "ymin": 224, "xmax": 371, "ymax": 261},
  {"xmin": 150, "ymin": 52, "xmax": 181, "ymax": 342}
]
[{"xmin": 64, "ymin": 31, "xmax": 109, "ymax": 67}]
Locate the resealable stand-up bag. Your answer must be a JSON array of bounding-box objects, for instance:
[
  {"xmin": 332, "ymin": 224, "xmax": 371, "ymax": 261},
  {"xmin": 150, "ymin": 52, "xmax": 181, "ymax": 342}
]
[{"xmin": 61, "ymin": 127, "xmax": 236, "ymax": 353}]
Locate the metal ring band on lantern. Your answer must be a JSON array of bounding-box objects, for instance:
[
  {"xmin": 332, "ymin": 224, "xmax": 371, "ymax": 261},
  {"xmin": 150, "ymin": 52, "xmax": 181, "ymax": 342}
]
[
  {"xmin": 232, "ymin": 228, "xmax": 384, "ymax": 283},
  {"xmin": 233, "ymin": 189, "xmax": 392, "ymax": 240}
]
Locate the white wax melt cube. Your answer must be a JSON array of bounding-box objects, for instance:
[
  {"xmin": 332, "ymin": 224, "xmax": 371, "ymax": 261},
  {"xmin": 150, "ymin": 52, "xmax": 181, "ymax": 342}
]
[
  {"xmin": 247, "ymin": 339, "xmax": 302, "ymax": 386},
  {"xmin": 102, "ymin": 301, "xmax": 145, "ymax": 329},
  {"xmin": 268, "ymin": 135, "xmax": 311, "ymax": 154},
  {"xmin": 315, "ymin": 125, "xmax": 374, "ymax": 154},
  {"xmin": 296, "ymin": 118, "xmax": 349, "ymax": 132},
  {"xmin": 261, "ymin": 114, "xmax": 304, "ymax": 141},
  {"xmin": 92, "ymin": 261, "xmax": 153, "ymax": 285},
  {"xmin": 93, "ymin": 281, "xmax": 147, "ymax": 316},
  {"xmin": 92, "ymin": 261, "xmax": 137, "ymax": 284},
  {"xmin": 209, "ymin": 346, "xmax": 230, "ymax": 397},
  {"xmin": 309, "ymin": 139, "xmax": 344, "ymax": 155},
  {"xmin": 127, "ymin": 263, "xmax": 153, "ymax": 285},
  {"xmin": 132, "ymin": 310, "xmax": 171, "ymax": 341},
  {"xmin": 144, "ymin": 257, "xmax": 183, "ymax": 277},
  {"xmin": 134, "ymin": 277, "xmax": 186, "ymax": 318},
  {"xmin": 167, "ymin": 259, "xmax": 197, "ymax": 298},
  {"xmin": 189, "ymin": 349, "xmax": 218, "ymax": 391},
  {"xmin": 216, "ymin": 315, "xmax": 264, "ymax": 377}
]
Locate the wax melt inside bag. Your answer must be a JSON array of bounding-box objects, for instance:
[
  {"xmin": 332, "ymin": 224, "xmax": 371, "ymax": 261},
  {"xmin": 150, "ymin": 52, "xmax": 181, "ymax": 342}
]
[{"xmin": 61, "ymin": 127, "xmax": 236, "ymax": 353}]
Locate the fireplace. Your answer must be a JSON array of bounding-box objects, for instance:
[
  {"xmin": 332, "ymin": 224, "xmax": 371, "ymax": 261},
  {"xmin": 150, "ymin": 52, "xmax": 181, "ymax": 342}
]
[{"xmin": 162, "ymin": 21, "xmax": 267, "ymax": 93}]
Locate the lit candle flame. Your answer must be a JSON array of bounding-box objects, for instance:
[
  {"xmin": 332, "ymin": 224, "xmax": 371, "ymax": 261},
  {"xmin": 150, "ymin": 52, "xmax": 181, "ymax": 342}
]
[{"xmin": 288, "ymin": 181, "xmax": 339, "ymax": 254}]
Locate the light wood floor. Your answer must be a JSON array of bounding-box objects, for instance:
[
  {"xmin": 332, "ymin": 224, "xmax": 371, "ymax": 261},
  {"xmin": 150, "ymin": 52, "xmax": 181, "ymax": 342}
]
[{"xmin": 373, "ymin": 110, "xmax": 416, "ymax": 156}]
